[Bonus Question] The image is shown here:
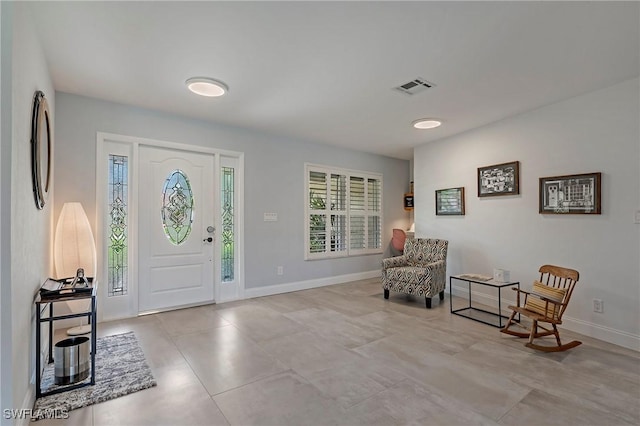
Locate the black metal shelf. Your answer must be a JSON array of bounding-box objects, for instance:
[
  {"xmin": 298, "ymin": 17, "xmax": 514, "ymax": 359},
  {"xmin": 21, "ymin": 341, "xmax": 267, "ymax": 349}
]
[
  {"xmin": 449, "ymin": 275, "xmax": 519, "ymax": 328},
  {"xmin": 35, "ymin": 279, "xmax": 97, "ymax": 398}
]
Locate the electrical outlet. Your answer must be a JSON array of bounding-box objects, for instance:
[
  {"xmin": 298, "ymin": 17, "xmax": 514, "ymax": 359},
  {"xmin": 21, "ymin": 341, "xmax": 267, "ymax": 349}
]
[
  {"xmin": 277, "ymin": 266, "xmax": 283, "ymax": 275},
  {"xmin": 593, "ymin": 299, "xmax": 603, "ymax": 313}
]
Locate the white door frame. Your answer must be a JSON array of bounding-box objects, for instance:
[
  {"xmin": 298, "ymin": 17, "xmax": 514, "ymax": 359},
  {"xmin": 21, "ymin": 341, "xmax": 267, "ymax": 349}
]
[{"xmin": 96, "ymin": 132, "xmax": 245, "ymax": 321}]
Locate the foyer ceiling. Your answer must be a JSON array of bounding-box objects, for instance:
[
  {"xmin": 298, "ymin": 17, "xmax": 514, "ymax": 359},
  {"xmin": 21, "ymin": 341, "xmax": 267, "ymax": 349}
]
[{"xmin": 29, "ymin": 1, "xmax": 639, "ymax": 160}]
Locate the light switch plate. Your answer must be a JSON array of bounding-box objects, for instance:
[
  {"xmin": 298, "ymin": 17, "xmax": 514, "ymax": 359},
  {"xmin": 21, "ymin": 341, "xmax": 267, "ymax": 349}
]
[
  {"xmin": 264, "ymin": 212, "xmax": 278, "ymax": 222},
  {"xmin": 635, "ymin": 210, "xmax": 640, "ymax": 224}
]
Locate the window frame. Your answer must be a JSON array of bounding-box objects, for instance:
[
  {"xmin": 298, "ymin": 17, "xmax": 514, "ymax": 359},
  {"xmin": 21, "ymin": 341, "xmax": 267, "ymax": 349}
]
[{"xmin": 304, "ymin": 163, "xmax": 383, "ymax": 260}]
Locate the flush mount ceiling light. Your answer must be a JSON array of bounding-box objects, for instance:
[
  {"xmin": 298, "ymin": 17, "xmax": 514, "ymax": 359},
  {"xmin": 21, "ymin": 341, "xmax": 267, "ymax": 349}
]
[
  {"xmin": 185, "ymin": 77, "xmax": 228, "ymax": 97},
  {"xmin": 412, "ymin": 119, "xmax": 442, "ymax": 129}
]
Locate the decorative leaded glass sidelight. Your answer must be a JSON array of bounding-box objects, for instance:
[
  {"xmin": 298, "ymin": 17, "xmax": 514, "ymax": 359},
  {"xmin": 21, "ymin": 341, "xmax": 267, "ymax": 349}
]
[
  {"xmin": 221, "ymin": 167, "xmax": 234, "ymax": 282},
  {"xmin": 161, "ymin": 169, "xmax": 194, "ymax": 245},
  {"xmin": 108, "ymin": 155, "xmax": 128, "ymax": 296}
]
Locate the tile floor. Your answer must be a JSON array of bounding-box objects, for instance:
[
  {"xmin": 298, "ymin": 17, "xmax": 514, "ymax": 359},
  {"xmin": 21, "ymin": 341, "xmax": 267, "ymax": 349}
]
[{"xmin": 35, "ymin": 278, "xmax": 640, "ymax": 425}]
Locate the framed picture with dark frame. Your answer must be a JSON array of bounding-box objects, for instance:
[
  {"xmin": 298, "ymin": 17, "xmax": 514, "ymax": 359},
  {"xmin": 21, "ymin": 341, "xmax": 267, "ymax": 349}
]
[
  {"xmin": 436, "ymin": 187, "xmax": 465, "ymax": 216},
  {"xmin": 539, "ymin": 172, "xmax": 601, "ymax": 214},
  {"xmin": 477, "ymin": 161, "xmax": 520, "ymax": 197},
  {"xmin": 404, "ymin": 192, "xmax": 414, "ymax": 211}
]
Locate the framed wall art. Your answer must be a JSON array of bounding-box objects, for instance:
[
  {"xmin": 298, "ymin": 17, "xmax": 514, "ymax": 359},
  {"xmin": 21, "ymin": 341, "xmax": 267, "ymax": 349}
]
[
  {"xmin": 404, "ymin": 193, "xmax": 414, "ymax": 211},
  {"xmin": 436, "ymin": 187, "xmax": 465, "ymax": 216},
  {"xmin": 539, "ymin": 172, "xmax": 601, "ymax": 214},
  {"xmin": 477, "ymin": 161, "xmax": 519, "ymax": 197},
  {"xmin": 404, "ymin": 181, "xmax": 414, "ymax": 211}
]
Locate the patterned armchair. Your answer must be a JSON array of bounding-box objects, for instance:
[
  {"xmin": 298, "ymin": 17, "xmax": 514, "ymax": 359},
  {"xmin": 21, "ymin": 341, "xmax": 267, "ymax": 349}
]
[{"xmin": 381, "ymin": 238, "xmax": 448, "ymax": 308}]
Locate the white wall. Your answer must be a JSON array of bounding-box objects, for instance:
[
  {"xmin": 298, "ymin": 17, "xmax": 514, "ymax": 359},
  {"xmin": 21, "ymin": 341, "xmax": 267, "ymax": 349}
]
[
  {"xmin": 414, "ymin": 78, "xmax": 640, "ymax": 350},
  {"xmin": 0, "ymin": 2, "xmax": 11, "ymax": 422},
  {"xmin": 54, "ymin": 93, "xmax": 410, "ymax": 295},
  {"xmin": 7, "ymin": 2, "xmax": 55, "ymax": 419}
]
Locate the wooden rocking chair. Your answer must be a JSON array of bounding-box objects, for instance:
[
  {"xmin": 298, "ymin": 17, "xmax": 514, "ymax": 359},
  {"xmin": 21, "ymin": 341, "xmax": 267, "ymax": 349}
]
[{"xmin": 501, "ymin": 265, "xmax": 581, "ymax": 352}]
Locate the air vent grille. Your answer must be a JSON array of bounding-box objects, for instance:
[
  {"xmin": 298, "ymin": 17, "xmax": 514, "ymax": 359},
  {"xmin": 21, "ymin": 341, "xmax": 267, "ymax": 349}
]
[{"xmin": 394, "ymin": 78, "xmax": 436, "ymax": 96}]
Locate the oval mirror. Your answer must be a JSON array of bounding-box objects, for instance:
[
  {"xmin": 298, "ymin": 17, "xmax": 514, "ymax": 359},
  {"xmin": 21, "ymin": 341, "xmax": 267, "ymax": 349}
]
[{"xmin": 31, "ymin": 91, "xmax": 51, "ymax": 209}]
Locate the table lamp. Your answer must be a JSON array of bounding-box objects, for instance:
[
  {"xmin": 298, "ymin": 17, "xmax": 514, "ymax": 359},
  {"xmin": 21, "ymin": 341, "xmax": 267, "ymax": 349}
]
[{"xmin": 54, "ymin": 202, "xmax": 96, "ymax": 335}]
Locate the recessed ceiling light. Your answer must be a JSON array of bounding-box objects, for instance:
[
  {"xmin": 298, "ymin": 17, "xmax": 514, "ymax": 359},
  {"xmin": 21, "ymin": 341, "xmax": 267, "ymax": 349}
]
[
  {"xmin": 185, "ymin": 77, "xmax": 228, "ymax": 97},
  {"xmin": 412, "ymin": 119, "xmax": 442, "ymax": 129}
]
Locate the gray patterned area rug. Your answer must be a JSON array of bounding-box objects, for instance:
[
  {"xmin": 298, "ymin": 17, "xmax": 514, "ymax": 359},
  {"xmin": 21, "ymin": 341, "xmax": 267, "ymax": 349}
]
[{"xmin": 33, "ymin": 331, "xmax": 156, "ymax": 420}]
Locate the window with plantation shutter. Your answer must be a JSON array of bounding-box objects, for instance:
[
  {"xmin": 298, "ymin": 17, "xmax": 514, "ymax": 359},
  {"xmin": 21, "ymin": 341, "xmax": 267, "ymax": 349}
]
[{"xmin": 305, "ymin": 164, "xmax": 383, "ymax": 259}]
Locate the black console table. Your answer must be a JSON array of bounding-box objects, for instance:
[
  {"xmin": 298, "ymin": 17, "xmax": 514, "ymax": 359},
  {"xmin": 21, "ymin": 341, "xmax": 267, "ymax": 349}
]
[
  {"xmin": 34, "ymin": 279, "xmax": 97, "ymax": 398},
  {"xmin": 450, "ymin": 275, "xmax": 519, "ymax": 328}
]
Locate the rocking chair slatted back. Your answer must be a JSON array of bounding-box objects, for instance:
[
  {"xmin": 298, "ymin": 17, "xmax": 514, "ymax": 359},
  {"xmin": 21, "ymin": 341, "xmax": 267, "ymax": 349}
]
[{"xmin": 538, "ymin": 264, "xmax": 579, "ymax": 321}]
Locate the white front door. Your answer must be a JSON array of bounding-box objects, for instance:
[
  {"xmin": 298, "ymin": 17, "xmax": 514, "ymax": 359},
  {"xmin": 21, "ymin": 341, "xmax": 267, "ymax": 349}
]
[{"xmin": 138, "ymin": 146, "xmax": 215, "ymax": 312}]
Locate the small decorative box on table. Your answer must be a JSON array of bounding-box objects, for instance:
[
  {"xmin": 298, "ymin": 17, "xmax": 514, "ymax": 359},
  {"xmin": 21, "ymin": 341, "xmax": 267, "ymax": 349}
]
[
  {"xmin": 34, "ymin": 277, "xmax": 97, "ymax": 398},
  {"xmin": 450, "ymin": 274, "xmax": 520, "ymax": 328}
]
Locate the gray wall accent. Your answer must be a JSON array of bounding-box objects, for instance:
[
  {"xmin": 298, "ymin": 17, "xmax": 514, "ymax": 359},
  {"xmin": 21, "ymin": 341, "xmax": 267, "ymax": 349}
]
[
  {"xmin": 414, "ymin": 78, "xmax": 640, "ymax": 349},
  {"xmin": 54, "ymin": 93, "xmax": 410, "ymax": 290},
  {"xmin": 0, "ymin": 1, "xmax": 13, "ymax": 421},
  {"xmin": 7, "ymin": 2, "xmax": 56, "ymax": 417}
]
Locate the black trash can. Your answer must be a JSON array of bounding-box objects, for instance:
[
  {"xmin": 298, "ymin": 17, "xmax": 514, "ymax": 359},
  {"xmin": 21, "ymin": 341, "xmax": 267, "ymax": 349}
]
[{"xmin": 54, "ymin": 336, "xmax": 90, "ymax": 385}]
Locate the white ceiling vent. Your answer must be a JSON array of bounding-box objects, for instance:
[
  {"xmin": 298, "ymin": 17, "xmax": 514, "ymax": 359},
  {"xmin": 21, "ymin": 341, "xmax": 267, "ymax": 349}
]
[{"xmin": 393, "ymin": 78, "xmax": 436, "ymax": 96}]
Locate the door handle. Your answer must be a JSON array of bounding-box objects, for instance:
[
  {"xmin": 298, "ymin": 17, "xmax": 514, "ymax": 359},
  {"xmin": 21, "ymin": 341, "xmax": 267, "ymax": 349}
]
[{"xmin": 203, "ymin": 237, "xmax": 213, "ymax": 243}]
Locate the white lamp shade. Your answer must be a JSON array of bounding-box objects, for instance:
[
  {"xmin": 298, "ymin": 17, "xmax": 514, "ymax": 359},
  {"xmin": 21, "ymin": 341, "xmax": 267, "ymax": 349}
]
[{"xmin": 54, "ymin": 202, "xmax": 97, "ymax": 279}]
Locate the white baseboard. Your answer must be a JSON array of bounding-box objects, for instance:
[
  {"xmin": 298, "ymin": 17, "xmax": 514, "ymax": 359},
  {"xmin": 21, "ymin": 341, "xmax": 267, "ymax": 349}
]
[
  {"xmin": 449, "ymin": 285, "xmax": 640, "ymax": 351},
  {"xmin": 561, "ymin": 316, "xmax": 640, "ymax": 351},
  {"xmin": 14, "ymin": 327, "xmax": 52, "ymax": 425},
  {"xmin": 16, "ymin": 325, "xmax": 53, "ymax": 426},
  {"xmin": 243, "ymin": 270, "xmax": 380, "ymax": 299},
  {"xmin": 17, "ymin": 383, "xmax": 34, "ymax": 426}
]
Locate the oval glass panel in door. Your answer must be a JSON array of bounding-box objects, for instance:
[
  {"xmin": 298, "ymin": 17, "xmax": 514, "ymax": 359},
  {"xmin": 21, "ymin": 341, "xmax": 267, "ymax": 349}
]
[{"xmin": 161, "ymin": 169, "xmax": 194, "ymax": 245}]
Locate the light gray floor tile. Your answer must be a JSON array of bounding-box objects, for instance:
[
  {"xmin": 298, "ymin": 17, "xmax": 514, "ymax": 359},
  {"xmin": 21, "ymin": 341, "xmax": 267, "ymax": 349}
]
[
  {"xmin": 254, "ymin": 291, "xmax": 321, "ymax": 313},
  {"xmin": 344, "ymin": 378, "xmax": 498, "ymax": 426},
  {"xmin": 455, "ymin": 339, "xmax": 640, "ymax": 423},
  {"xmin": 92, "ymin": 361, "xmax": 229, "ymax": 426},
  {"xmin": 354, "ymin": 332, "xmax": 531, "ymax": 420},
  {"xmin": 305, "ymin": 360, "xmax": 407, "ymax": 408},
  {"xmin": 173, "ymin": 324, "xmax": 287, "ymax": 396},
  {"xmin": 96, "ymin": 316, "xmax": 185, "ymax": 369},
  {"xmin": 156, "ymin": 304, "xmax": 230, "ymax": 336},
  {"xmin": 350, "ymin": 309, "xmax": 434, "ymax": 335},
  {"xmin": 498, "ymin": 388, "xmax": 636, "ymax": 426},
  {"xmin": 284, "ymin": 307, "xmax": 388, "ymax": 349},
  {"xmin": 259, "ymin": 330, "xmax": 365, "ymax": 377},
  {"xmin": 298, "ymin": 287, "xmax": 387, "ymax": 317},
  {"xmin": 323, "ymin": 278, "xmax": 384, "ymax": 297},
  {"xmin": 213, "ymin": 370, "xmax": 344, "ymax": 426},
  {"xmin": 214, "ymin": 304, "xmax": 306, "ymax": 343}
]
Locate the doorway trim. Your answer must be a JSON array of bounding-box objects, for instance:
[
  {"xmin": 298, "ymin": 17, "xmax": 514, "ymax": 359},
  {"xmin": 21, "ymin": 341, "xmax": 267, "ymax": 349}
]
[{"xmin": 96, "ymin": 132, "xmax": 245, "ymax": 321}]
